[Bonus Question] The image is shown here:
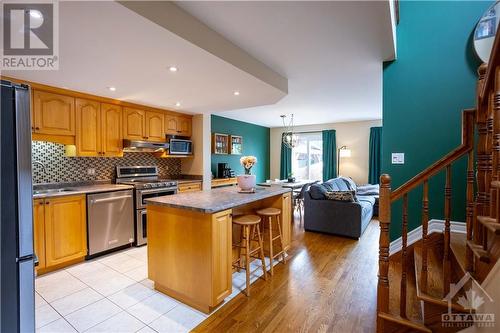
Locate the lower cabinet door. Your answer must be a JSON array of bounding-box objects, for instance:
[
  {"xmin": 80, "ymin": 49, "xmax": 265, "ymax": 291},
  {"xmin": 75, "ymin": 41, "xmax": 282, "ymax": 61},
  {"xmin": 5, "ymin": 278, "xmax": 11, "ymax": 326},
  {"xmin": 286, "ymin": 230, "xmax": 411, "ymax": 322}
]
[
  {"xmin": 211, "ymin": 209, "xmax": 232, "ymax": 305},
  {"xmin": 44, "ymin": 195, "xmax": 87, "ymax": 267},
  {"xmin": 33, "ymin": 199, "xmax": 46, "ymax": 272},
  {"xmin": 281, "ymin": 193, "xmax": 292, "ymax": 249}
]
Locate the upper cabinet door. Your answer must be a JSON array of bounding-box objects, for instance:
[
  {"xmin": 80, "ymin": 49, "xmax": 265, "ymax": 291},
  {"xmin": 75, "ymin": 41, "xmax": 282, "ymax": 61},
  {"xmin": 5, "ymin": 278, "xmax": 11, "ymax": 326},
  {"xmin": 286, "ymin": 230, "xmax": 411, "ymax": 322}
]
[
  {"xmin": 165, "ymin": 115, "xmax": 179, "ymax": 135},
  {"xmin": 178, "ymin": 117, "xmax": 192, "ymax": 137},
  {"xmin": 33, "ymin": 90, "xmax": 75, "ymax": 136},
  {"xmin": 123, "ymin": 107, "xmax": 146, "ymax": 141},
  {"xmin": 146, "ymin": 111, "xmax": 165, "ymax": 142},
  {"xmin": 101, "ymin": 103, "xmax": 123, "ymax": 157},
  {"xmin": 76, "ymin": 98, "xmax": 101, "ymax": 157}
]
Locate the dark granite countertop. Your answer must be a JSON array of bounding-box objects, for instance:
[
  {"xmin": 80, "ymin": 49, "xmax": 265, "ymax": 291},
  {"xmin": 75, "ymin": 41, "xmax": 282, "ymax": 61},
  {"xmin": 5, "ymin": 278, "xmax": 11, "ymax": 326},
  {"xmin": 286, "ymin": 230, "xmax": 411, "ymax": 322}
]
[{"xmin": 146, "ymin": 186, "xmax": 291, "ymax": 213}]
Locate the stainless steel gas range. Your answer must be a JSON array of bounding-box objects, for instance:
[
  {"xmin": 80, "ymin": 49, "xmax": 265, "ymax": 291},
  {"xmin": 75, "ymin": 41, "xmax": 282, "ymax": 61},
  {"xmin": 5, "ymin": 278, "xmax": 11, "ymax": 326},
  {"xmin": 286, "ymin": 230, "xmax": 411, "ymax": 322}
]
[{"xmin": 116, "ymin": 166, "xmax": 177, "ymax": 246}]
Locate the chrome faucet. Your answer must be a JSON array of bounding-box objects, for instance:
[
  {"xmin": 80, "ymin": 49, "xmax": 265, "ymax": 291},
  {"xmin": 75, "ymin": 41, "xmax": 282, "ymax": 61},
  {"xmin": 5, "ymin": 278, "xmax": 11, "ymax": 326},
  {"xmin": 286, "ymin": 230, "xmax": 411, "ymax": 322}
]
[{"xmin": 33, "ymin": 161, "xmax": 47, "ymax": 175}]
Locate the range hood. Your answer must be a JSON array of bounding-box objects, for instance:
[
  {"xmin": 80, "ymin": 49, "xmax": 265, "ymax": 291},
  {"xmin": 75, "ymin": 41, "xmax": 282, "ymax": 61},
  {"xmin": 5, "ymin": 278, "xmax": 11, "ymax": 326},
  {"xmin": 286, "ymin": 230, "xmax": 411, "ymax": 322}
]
[{"xmin": 122, "ymin": 140, "xmax": 169, "ymax": 152}]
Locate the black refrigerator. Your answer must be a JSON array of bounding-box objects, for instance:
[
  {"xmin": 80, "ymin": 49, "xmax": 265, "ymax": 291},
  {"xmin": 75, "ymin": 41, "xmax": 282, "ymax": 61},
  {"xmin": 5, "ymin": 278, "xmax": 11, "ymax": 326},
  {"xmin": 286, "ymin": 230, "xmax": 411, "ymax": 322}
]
[{"xmin": 1, "ymin": 80, "xmax": 35, "ymax": 332}]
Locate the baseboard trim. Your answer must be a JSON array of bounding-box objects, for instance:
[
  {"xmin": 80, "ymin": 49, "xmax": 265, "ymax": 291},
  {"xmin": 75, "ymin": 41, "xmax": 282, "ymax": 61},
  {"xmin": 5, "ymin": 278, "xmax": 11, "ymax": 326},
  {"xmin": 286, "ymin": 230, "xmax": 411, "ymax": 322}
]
[{"xmin": 389, "ymin": 219, "xmax": 466, "ymax": 256}]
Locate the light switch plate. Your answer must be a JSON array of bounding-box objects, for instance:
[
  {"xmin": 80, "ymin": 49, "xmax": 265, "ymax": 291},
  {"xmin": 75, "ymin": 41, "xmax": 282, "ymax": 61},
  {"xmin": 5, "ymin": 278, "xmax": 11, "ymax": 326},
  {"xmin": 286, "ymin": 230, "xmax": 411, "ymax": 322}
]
[{"xmin": 392, "ymin": 153, "xmax": 405, "ymax": 164}]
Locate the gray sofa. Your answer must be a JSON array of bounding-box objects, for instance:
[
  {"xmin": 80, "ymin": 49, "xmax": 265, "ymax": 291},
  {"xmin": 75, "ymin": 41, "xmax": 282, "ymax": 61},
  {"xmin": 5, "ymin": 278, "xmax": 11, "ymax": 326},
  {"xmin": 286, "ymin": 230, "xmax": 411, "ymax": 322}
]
[{"xmin": 303, "ymin": 177, "xmax": 379, "ymax": 239}]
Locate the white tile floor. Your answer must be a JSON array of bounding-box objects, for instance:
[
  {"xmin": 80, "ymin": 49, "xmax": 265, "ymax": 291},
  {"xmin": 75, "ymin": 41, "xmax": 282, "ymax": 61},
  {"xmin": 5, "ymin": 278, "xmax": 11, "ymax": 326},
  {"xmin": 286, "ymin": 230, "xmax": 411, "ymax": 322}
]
[{"xmin": 35, "ymin": 245, "xmax": 275, "ymax": 332}]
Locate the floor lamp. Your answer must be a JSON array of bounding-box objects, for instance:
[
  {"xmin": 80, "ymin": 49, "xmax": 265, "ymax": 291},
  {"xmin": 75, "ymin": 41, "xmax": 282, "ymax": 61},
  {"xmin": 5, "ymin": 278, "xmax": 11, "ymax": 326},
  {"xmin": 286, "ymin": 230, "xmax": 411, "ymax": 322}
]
[{"xmin": 337, "ymin": 146, "xmax": 351, "ymax": 176}]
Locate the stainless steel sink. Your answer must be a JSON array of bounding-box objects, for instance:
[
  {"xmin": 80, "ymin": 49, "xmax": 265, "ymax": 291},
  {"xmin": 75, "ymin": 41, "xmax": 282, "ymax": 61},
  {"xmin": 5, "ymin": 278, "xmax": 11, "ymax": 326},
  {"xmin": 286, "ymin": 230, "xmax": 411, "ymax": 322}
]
[{"xmin": 33, "ymin": 188, "xmax": 75, "ymax": 195}]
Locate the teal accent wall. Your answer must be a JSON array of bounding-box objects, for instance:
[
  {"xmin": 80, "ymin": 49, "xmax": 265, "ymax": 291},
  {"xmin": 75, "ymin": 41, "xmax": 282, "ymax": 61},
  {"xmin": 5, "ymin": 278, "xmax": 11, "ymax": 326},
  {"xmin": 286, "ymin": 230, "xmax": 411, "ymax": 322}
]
[
  {"xmin": 211, "ymin": 115, "xmax": 270, "ymax": 182},
  {"xmin": 382, "ymin": 1, "xmax": 491, "ymax": 241}
]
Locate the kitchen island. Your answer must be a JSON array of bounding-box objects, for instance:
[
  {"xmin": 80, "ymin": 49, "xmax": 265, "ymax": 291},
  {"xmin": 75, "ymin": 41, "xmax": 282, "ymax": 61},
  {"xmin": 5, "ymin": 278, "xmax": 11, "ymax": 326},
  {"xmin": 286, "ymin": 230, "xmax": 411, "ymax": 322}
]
[{"xmin": 145, "ymin": 186, "xmax": 292, "ymax": 313}]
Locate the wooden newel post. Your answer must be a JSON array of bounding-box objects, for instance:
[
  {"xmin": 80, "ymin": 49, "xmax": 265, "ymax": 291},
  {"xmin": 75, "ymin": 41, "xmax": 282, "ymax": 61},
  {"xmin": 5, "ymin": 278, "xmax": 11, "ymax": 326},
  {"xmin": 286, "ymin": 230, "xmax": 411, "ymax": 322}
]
[{"xmin": 377, "ymin": 174, "xmax": 391, "ymax": 330}]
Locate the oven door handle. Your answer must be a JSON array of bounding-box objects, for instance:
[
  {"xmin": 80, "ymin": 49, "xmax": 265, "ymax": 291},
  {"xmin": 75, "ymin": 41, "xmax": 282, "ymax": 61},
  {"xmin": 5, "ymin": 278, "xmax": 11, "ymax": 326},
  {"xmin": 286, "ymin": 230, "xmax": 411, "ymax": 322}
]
[{"xmin": 139, "ymin": 187, "xmax": 178, "ymax": 195}]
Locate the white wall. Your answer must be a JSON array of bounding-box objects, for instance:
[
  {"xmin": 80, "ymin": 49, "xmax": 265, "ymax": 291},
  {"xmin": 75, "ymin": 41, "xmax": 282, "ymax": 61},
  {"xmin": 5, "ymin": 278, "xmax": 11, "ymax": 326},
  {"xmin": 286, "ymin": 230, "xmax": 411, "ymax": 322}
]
[{"xmin": 270, "ymin": 119, "xmax": 382, "ymax": 184}]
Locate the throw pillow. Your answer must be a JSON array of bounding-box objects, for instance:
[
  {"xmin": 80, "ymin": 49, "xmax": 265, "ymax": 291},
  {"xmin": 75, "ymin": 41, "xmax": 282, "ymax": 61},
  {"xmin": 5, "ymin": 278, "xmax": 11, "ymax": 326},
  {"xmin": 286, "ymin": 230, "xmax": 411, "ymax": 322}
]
[
  {"xmin": 341, "ymin": 177, "xmax": 357, "ymax": 192},
  {"xmin": 325, "ymin": 190, "xmax": 356, "ymax": 202}
]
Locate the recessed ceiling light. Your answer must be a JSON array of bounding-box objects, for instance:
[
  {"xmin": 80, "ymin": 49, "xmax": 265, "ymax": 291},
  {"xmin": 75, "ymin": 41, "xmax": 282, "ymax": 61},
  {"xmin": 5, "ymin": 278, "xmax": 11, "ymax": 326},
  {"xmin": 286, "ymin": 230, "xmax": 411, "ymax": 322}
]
[
  {"xmin": 233, "ymin": 91, "xmax": 240, "ymax": 96},
  {"xmin": 169, "ymin": 66, "xmax": 178, "ymax": 72},
  {"xmin": 108, "ymin": 86, "xmax": 116, "ymax": 92},
  {"xmin": 175, "ymin": 102, "xmax": 181, "ymax": 107}
]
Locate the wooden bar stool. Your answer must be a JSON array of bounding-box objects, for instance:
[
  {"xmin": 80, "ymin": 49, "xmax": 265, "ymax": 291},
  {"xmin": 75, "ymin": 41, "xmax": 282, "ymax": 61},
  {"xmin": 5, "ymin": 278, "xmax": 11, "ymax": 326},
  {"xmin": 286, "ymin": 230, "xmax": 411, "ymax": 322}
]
[
  {"xmin": 232, "ymin": 214, "xmax": 267, "ymax": 296},
  {"xmin": 256, "ymin": 207, "xmax": 287, "ymax": 276}
]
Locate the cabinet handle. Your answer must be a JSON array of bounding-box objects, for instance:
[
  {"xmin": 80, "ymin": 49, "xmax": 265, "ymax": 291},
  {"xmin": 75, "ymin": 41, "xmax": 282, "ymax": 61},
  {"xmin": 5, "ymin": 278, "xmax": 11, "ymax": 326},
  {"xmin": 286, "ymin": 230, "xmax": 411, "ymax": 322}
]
[
  {"xmin": 45, "ymin": 201, "xmax": 49, "ymax": 205},
  {"xmin": 35, "ymin": 127, "xmax": 40, "ymax": 130},
  {"xmin": 39, "ymin": 201, "xmax": 44, "ymax": 205}
]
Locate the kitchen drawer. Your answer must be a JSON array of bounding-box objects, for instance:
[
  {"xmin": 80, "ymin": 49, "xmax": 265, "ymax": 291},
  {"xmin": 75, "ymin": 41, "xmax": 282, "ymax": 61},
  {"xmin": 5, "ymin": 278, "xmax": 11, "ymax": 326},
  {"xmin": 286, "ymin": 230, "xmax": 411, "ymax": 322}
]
[{"xmin": 178, "ymin": 182, "xmax": 202, "ymax": 193}]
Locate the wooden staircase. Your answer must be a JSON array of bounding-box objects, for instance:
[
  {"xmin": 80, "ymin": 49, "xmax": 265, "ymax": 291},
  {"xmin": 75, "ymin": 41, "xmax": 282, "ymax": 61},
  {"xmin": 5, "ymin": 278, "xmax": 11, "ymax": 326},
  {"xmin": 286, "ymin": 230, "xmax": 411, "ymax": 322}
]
[{"xmin": 376, "ymin": 30, "xmax": 500, "ymax": 333}]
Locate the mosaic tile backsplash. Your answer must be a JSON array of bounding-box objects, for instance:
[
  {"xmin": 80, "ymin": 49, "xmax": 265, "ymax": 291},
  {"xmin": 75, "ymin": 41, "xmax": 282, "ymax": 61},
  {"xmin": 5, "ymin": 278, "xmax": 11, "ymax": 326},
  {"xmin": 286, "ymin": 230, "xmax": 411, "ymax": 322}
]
[{"xmin": 32, "ymin": 141, "xmax": 181, "ymax": 184}]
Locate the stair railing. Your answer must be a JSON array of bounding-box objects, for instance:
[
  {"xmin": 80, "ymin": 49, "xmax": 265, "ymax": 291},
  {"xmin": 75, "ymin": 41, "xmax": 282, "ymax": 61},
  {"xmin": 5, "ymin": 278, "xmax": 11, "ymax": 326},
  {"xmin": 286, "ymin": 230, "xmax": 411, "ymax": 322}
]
[
  {"xmin": 377, "ymin": 27, "xmax": 500, "ymax": 332},
  {"xmin": 377, "ymin": 109, "xmax": 475, "ymax": 330}
]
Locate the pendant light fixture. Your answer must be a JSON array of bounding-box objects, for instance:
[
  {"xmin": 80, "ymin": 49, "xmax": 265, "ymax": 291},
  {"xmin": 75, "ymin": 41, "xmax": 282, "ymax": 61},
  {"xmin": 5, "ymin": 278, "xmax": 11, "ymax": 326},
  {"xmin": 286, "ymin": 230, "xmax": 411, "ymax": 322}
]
[{"xmin": 281, "ymin": 114, "xmax": 298, "ymax": 149}]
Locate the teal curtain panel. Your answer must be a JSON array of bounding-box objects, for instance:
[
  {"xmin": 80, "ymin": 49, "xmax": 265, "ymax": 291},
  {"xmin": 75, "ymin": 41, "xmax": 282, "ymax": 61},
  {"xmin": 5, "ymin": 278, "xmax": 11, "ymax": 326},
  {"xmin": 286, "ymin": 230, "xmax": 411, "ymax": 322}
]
[
  {"xmin": 369, "ymin": 126, "xmax": 382, "ymax": 184},
  {"xmin": 322, "ymin": 129, "xmax": 337, "ymax": 181},
  {"xmin": 280, "ymin": 133, "xmax": 292, "ymax": 179}
]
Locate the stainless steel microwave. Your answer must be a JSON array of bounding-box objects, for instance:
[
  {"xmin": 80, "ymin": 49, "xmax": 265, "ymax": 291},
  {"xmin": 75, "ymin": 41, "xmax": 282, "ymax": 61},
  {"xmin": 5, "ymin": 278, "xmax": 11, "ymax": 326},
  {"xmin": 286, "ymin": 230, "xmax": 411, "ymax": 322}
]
[{"xmin": 168, "ymin": 138, "xmax": 193, "ymax": 155}]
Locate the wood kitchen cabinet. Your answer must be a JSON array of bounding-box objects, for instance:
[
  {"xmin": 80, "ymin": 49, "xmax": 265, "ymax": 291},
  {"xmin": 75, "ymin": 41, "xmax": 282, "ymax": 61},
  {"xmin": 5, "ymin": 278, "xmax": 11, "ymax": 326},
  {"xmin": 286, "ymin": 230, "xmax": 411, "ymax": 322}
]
[
  {"xmin": 123, "ymin": 107, "xmax": 147, "ymax": 141},
  {"xmin": 165, "ymin": 115, "xmax": 192, "ymax": 137},
  {"xmin": 100, "ymin": 103, "xmax": 123, "ymax": 156},
  {"xmin": 146, "ymin": 111, "xmax": 165, "ymax": 142},
  {"xmin": 76, "ymin": 99, "xmax": 123, "ymax": 157},
  {"xmin": 124, "ymin": 107, "xmax": 166, "ymax": 142},
  {"xmin": 33, "ymin": 199, "xmax": 46, "ymax": 273},
  {"xmin": 177, "ymin": 181, "xmax": 202, "ymax": 193},
  {"xmin": 281, "ymin": 192, "xmax": 292, "ymax": 249},
  {"xmin": 34, "ymin": 195, "xmax": 87, "ymax": 274},
  {"xmin": 76, "ymin": 98, "xmax": 101, "ymax": 156},
  {"xmin": 210, "ymin": 209, "xmax": 233, "ymax": 305},
  {"xmin": 33, "ymin": 90, "xmax": 75, "ymax": 137}
]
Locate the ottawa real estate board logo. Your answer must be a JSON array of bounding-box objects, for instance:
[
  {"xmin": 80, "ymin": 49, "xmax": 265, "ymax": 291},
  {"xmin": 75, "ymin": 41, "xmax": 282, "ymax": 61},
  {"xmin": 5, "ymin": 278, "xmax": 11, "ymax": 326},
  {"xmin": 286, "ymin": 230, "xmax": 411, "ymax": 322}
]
[{"xmin": 1, "ymin": 1, "xmax": 59, "ymax": 70}]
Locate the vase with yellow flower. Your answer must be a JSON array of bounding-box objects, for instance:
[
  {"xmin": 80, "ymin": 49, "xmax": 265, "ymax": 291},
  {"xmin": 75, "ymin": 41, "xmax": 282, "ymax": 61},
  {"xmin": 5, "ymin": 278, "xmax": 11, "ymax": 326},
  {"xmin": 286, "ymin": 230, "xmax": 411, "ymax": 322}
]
[{"xmin": 237, "ymin": 155, "xmax": 257, "ymax": 191}]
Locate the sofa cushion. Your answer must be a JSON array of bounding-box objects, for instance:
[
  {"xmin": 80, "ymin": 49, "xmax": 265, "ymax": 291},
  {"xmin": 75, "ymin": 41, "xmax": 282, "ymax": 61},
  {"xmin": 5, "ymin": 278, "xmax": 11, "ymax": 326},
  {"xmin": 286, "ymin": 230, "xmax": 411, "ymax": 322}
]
[
  {"xmin": 357, "ymin": 195, "xmax": 376, "ymax": 206},
  {"xmin": 340, "ymin": 177, "xmax": 357, "ymax": 192},
  {"xmin": 325, "ymin": 190, "xmax": 356, "ymax": 202},
  {"xmin": 324, "ymin": 178, "xmax": 350, "ymax": 191},
  {"xmin": 357, "ymin": 184, "xmax": 379, "ymax": 196},
  {"xmin": 309, "ymin": 184, "xmax": 328, "ymax": 199}
]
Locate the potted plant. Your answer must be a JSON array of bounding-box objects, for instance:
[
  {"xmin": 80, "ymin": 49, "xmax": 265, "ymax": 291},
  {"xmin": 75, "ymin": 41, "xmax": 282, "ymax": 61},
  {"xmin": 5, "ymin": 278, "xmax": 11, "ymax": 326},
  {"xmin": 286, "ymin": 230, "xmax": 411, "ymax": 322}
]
[
  {"xmin": 287, "ymin": 172, "xmax": 296, "ymax": 183},
  {"xmin": 237, "ymin": 156, "xmax": 257, "ymax": 190}
]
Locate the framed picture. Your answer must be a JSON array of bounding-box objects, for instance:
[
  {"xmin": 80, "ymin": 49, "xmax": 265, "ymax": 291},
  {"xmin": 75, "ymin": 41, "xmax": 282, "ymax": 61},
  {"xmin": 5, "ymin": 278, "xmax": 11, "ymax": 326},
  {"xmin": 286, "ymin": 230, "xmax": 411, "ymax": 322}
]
[
  {"xmin": 212, "ymin": 133, "xmax": 229, "ymax": 154},
  {"xmin": 229, "ymin": 135, "xmax": 243, "ymax": 155}
]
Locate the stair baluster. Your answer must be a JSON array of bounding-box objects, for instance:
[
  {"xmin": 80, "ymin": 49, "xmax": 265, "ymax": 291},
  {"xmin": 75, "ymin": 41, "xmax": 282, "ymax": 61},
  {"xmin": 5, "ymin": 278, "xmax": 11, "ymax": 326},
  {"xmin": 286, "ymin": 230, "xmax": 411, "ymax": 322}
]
[
  {"xmin": 466, "ymin": 150, "xmax": 474, "ymax": 272},
  {"xmin": 421, "ymin": 181, "xmax": 429, "ymax": 293},
  {"xmin": 400, "ymin": 194, "xmax": 408, "ymax": 318},
  {"xmin": 376, "ymin": 175, "xmax": 391, "ymax": 332},
  {"xmin": 443, "ymin": 165, "xmax": 452, "ymax": 296}
]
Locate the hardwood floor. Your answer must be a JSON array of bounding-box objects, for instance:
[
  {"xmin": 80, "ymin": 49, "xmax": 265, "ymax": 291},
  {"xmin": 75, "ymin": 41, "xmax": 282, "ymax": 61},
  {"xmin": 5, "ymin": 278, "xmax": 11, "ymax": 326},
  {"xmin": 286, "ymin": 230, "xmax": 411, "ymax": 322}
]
[{"xmin": 193, "ymin": 215, "xmax": 380, "ymax": 332}]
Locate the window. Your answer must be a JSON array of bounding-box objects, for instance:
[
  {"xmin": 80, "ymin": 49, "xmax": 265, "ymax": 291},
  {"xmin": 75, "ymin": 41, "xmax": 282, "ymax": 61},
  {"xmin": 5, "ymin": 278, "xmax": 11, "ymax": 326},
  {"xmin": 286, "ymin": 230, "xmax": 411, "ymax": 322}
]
[{"xmin": 292, "ymin": 132, "xmax": 323, "ymax": 180}]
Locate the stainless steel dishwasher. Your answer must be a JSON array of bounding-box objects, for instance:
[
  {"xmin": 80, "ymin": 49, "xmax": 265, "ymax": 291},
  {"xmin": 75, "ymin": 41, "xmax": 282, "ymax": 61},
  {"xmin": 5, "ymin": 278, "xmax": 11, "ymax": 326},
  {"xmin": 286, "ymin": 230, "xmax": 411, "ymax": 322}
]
[{"xmin": 87, "ymin": 190, "xmax": 134, "ymax": 257}]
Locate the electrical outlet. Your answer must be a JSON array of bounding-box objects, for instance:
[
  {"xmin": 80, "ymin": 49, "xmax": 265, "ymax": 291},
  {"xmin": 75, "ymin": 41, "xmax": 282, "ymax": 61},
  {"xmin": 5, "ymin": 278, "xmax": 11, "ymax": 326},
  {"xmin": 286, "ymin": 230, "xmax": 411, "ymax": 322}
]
[{"xmin": 87, "ymin": 168, "xmax": 96, "ymax": 175}]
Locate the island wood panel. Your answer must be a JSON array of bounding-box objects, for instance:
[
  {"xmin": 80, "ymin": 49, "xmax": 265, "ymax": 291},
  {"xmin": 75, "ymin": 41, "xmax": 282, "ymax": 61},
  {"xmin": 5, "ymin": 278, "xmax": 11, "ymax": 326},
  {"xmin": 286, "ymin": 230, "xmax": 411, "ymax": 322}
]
[{"xmin": 147, "ymin": 206, "xmax": 232, "ymax": 313}]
